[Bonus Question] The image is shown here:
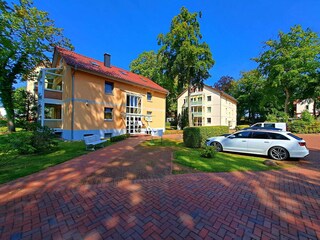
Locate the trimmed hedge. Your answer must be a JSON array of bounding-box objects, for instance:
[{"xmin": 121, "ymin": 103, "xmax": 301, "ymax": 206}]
[
  {"xmin": 288, "ymin": 121, "xmax": 320, "ymax": 134},
  {"xmin": 110, "ymin": 134, "xmax": 130, "ymax": 142},
  {"xmin": 183, "ymin": 126, "xmax": 229, "ymax": 148}
]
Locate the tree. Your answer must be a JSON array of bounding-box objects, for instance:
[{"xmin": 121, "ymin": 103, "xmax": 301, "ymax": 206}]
[
  {"xmin": 255, "ymin": 25, "xmax": 320, "ymax": 116},
  {"xmin": 214, "ymin": 76, "xmax": 235, "ymax": 94},
  {"xmin": 158, "ymin": 7, "xmax": 214, "ymax": 127},
  {"xmin": 230, "ymin": 70, "xmax": 265, "ymax": 123},
  {"xmin": 129, "ymin": 50, "xmax": 178, "ymax": 115},
  {"xmin": 13, "ymin": 87, "xmax": 37, "ymax": 123},
  {"xmin": 0, "ymin": 0, "xmax": 73, "ymax": 132}
]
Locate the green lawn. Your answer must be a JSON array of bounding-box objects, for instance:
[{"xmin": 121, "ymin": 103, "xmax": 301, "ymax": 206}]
[
  {"xmin": 0, "ymin": 133, "xmax": 111, "ymax": 184},
  {"xmin": 143, "ymin": 138, "xmax": 284, "ymax": 172}
]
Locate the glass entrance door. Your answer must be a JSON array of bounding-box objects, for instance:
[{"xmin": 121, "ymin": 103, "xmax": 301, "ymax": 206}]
[{"xmin": 126, "ymin": 115, "xmax": 142, "ymax": 134}]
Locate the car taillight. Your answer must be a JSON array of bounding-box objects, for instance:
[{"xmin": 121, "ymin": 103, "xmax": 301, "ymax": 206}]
[{"xmin": 298, "ymin": 142, "xmax": 306, "ymax": 147}]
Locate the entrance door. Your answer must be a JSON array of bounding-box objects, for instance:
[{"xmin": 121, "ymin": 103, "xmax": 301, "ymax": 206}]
[{"xmin": 126, "ymin": 115, "xmax": 142, "ymax": 134}]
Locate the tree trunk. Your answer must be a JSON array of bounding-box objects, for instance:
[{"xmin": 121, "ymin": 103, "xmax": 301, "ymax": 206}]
[
  {"xmin": 284, "ymin": 88, "xmax": 290, "ymax": 115},
  {"xmin": 187, "ymin": 83, "xmax": 193, "ymax": 127},
  {"xmin": 313, "ymin": 98, "xmax": 317, "ymax": 118},
  {"xmin": 0, "ymin": 82, "xmax": 16, "ymax": 132}
]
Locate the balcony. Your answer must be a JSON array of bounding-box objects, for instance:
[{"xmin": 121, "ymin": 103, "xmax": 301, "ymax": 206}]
[
  {"xmin": 44, "ymin": 119, "xmax": 62, "ymax": 129},
  {"xmin": 183, "ymin": 101, "xmax": 203, "ymax": 107},
  {"xmin": 192, "ymin": 112, "xmax": 202, "ymax": 117}
]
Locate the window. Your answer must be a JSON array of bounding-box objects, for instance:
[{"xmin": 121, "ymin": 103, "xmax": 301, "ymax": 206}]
[
  {"xmin": 147, "ymin": 92, "xmax": 152, "ymax": 101},
  {"xmin": 207, "ymin": 107, "xmax": 211, "ymax": 113},
  {"xmin": 45, "ymin": 104, "xmax": 61, "ymax": 119},
  {"xmin": 126, "ymin": 95, "xmax": 141, "ymax": 114},
  {"xmin": 268, "ymin": 133, "xmax": 289, "ymax": 140},
  {"xmin": 264, "ymin": 123, "xmax": 275, "ymax": 128},
  {"xmin": 207, "ymin": 118, "xmax": 211, "ymax": 124},
  {"xmin": 233, "ymin": 131, "xmax": 251, "ymax": 138},
  {"xmin": 251, "ymin": 132, "xmax": 269, "ymax": 139},
  {"xmin": 105, "ymin": 81, "xmax": 114, "ymax": 94},
  {"xmin": 104, "ymin": 133, "xmax": 112, "ymax": 139},
  {"xmin": 207, "ymin": 96, "xmax": 211, "ymax": 101},
  {"xmin": 287, "ymin": 133, "xmax": 302, "ymax": 140},
  {"xmin": 146, "ymin": 111, "xmax": 152, "ymax": 122},
  {"xmin": 306, "ymin": 105, "xmax": 309, "ymax": 110},
  {"xmin": 104, "ymin": 107, "xmax": 113, "ymax": 120}
]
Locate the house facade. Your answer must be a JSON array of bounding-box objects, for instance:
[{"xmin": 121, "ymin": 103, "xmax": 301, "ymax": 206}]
[
  {"xmin": 37, "ymin": 47, "xmax": 168, "ymax": 140},
  {"xmin": 294, "ymin": 99, "xmax": 319, "ymax": 118},
  {"xmin": 177, "ymin": 85, "xmax": 237, "ymax": 128}
]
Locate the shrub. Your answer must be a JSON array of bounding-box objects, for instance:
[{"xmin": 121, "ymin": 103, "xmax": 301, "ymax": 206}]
[
  {"xmin": 235, "ymin": 125, "xmax": 250, "ymax": 131},
  {"xmin": 0, "ymin": 119, "xmax": 7, "ymax": 127},
  {"xmin": 6, "ymin": 126, "xmax": 58, "ymax": 154},
  {"xmin": 301, "ymin": 110, "xmax": 314, "ymax": 123},
  {"xmin": 200, "ymin": 146, "xmax": 216, "ymax": 158},
  {"xmin": 110, "ymin": 134, "xmax": 130, "ymax": 142},
  {"xmin": 288, "ymin": 120, "xmax": 320, "ymax": 134},
  {"xmin": 183, "ymin": 126, "xmax": 229, "ymax": 148}
]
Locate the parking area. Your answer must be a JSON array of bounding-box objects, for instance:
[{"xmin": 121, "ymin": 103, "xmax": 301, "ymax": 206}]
[{"xmin": 0, "ymin": 134, "xmax": 319, "ymax": 239}]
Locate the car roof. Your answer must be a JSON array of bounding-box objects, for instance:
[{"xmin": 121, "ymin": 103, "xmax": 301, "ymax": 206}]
[{"xmin": 239, "ymin": 129, "xmax": 289, "ymax": 134}]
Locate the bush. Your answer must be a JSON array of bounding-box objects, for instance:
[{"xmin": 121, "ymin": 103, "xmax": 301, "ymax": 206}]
[
  {"xmin": 200, "ymin": 146, "xmax": 216, "ymax": 158},
  {"xmin": 0, "ymin": 119, "xmax": 7, "ymax": 127},
  {"xmin": 6, "ymin": 126, "xmax": 58, "ymax": 154},
  {"xmin": 288, "ymin": 120, "xmax": 320, "ymax": 134},
  {"xmin": 183, "ymin": 126, "xmax": 229, "ymax": 148},
  {"xmin": 301, "ymin": 110, "xmax": 314, "ymax": 123},
  {"xmin": 110, "ymin": 134, "xmax": 130, "ymax": 142},
  {"xmin": 235, "ymin": 125, "xmax": 250, "ymax": 131}
]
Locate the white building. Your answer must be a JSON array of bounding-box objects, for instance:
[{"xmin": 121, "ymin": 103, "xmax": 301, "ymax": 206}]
[
  {"xmin": 294, "ymin": 99, "xmax": 319, "ymax": 118},
  {"xmin": 0, "ymin": 107, "xmax": 6, "ymax": 118},
  {"xmin": 177, "ymin": 85, "xmax": 237, "ymax": 128}
]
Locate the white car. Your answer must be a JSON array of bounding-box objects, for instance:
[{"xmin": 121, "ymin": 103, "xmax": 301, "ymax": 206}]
[{"xmin": 206, "ymin": 130, "xmax": 309, "ymax": 160}]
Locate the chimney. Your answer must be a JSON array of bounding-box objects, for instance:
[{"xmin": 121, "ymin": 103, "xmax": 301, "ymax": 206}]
[{"xmin": 104, "ymin": 53, "xmax": 111, "ymax": 68}]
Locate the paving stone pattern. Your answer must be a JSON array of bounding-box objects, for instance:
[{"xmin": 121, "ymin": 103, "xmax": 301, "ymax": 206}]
[{"xmin": 0, "ymin": 134, "xmax": 319, "ymax": 239}]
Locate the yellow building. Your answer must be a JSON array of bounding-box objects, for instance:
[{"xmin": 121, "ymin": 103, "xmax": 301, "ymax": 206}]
[
  {"xmin": 177, "ymin": 85, "xmax": 237, "ymax": 128},
  {"xmin": 37, "ymin": 47, "xmax": 168, "ymax": 140}
]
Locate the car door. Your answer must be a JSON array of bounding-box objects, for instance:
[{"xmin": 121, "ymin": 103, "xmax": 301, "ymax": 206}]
[
  {"xmin": 246, "ymin": 131, "xmax": 272, "ymax": 154},
  {"xmin": 222, "ymin": 131, "xmax": 251, "ymax": 152}
]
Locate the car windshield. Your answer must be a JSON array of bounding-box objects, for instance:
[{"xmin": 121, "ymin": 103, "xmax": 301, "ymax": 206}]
[{"xmin": 287, "ymin": 133, "xmax": 302, "ymax": 140}]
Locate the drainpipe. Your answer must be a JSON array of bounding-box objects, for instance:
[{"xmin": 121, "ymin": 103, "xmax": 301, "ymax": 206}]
[{"xmin": 71, "ymin": 66, "xmax": 77, "ymax": 140}]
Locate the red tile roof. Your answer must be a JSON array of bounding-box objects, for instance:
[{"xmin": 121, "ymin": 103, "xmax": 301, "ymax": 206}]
[{"xmin": 54, "ymin": 46, "xmax": 168, "ymax": 94}]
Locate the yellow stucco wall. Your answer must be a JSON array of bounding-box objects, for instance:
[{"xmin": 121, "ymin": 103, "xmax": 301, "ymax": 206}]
[{"xmin": 60, "ymin": 69, "xmax": 166, "ymax": 131}]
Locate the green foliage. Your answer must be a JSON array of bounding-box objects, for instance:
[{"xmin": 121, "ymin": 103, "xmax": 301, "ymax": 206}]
[
  {"xmin": 230, "ymin": 70, "xmax": 266, "ymax": 123},
  {"xmin": 255, "ymin": 25, "xmax": 320, "ymax": 114},
  {"xmin": 235, "ymin": 125, "xmax": 250, "ymax": 131},
  {"xmin": 183, "ymin": 126, "xmax": 229, "ymax": 148},
  {"xmin": 13, "ymin": 88, "xmax": 37, "ymax": 122},
  {"xmin": 266, "ymin": 111, "xmax": 289, "ymax": 122},
  {"xmin": 158, "ymin": 7, "xmax": 214, "ymax": 126},
  {"xmin": 110, "ymin": 134, "xmax": 130, "ymax": 142},
  {"xmin": 178, "ymin": 107, "xmax": 189, "ymax": 129},
  {"xmin": 0, "ymin": 119, "xmax": 7, "ymax": 127},
  {"xmin": 288, "ymin": 120, "xmax": 320, "ymax": 133},
  {"xmin": 200, "ymin": 146, "xmax": 216, "ymax": 158},
  {"xmin": 0, "ymin": 0, "xmax": 73, "ymax": 132},
  {"xmin": 6, "ymin": 126, "xmax": 57, "ymax": 154},
  {"xmin": 301, "ymin": 110, "xmax": 314, "ymax": 123}
]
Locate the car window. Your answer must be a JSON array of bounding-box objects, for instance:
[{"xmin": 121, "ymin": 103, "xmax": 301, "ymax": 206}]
[
  {"xmin": 253, "ymin": 123, "xmax": 262, "ymax": 127},
  {"xmin": 234, "ymin": 131, "xmax": 251, "ymax": 138},
  {"xmin": 287, "ymin": 133, "xmax": 302, "ymax": 140},
  {"xmin": 251, "ymin": 132, "xmax": 269, "ymax": 139},
  {"xmin": 264, "ymin": 123, "xmax": 275, "ymax": 128},
  {"xmin": 268, "ymin": 133, "xmax": 289, "ymax": 140}
]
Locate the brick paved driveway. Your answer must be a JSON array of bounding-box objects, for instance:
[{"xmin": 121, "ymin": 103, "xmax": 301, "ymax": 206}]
[{"xmin": 0, "ymin": 135, "xmax": 319, "ymax": 239}]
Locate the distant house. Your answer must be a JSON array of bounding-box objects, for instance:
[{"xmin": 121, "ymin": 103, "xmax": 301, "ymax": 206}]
[
  {"xmin": 0, "ymin": 107, "xmax": 6, "ymax": 118},
  {"xmin": 177, "ymin": 85, "xmax": 237, "ymax": 128},
  {"xmin": 36, "ymin": 47, "xmax": 168, "ymax": 140},
  {"xmin": 294, "ymin": 99, "xmax": 319, "ymax": 118}
]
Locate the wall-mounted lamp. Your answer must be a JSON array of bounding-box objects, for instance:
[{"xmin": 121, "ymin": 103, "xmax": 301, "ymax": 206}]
[{"xmin": 85, "ymin": 101, "xmax": 89, "ymax": 106}]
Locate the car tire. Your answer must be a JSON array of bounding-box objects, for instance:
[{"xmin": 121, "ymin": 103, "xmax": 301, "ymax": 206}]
[
  {"xmin": 211, "ymin": 141, "xmax": 223, "ymax": 152},
  {"xmin": 269, "ymin": 146, "xmax": 289, "ymax": 160}
]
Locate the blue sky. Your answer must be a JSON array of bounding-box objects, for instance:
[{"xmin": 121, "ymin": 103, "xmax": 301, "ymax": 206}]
[{"xmin": 19, "ymin": 0, "xmax": 320, "ymax": 87}]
